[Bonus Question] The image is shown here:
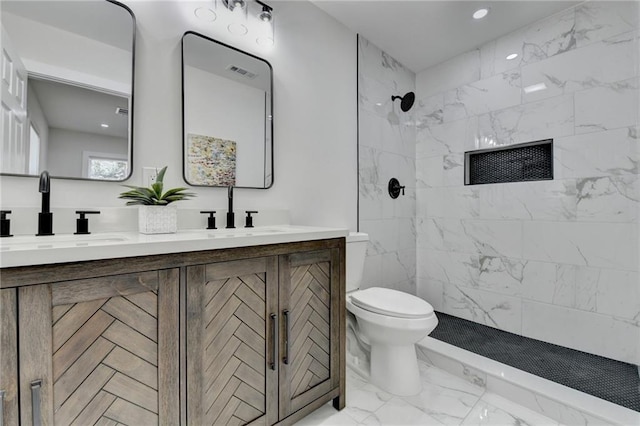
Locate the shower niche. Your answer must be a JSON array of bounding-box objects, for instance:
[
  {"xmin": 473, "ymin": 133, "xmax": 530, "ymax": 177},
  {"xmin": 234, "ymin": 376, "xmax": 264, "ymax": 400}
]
[{"xmin": 465, "ymin": 139, "xmax": 553, "ymax": 185}]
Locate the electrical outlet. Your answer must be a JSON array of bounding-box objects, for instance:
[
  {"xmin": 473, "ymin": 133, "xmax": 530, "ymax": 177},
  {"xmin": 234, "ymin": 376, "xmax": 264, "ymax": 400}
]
[{"xmin": 142, "ymin": 167, "xmax": 159, "ymax": 186}]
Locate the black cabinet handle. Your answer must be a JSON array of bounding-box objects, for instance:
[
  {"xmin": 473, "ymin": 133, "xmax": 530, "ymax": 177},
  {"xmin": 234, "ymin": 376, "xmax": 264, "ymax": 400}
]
[
  {"xmin": 283, "ymin": 309, "xmax": 290, "ymax": 365},
  {"xmin": 31, "ymin": 380, "xmax": 42, "ymax": 426},
  {"xmin": 270, "ymin": 313, "xmax": 277, "ymax": 370}
]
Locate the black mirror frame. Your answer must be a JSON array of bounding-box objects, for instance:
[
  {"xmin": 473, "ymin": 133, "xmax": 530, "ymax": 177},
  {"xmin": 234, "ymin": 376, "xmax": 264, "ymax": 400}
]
[{"xmin": 181, "ymin": 31, "xmax": 274, "ymax": 190}]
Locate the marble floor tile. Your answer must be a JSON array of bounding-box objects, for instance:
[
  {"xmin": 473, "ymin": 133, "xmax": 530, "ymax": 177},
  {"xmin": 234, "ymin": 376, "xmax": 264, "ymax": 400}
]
[{"xmin": 295, "ymin": 362, "xmax": 562, "ymax": 426}]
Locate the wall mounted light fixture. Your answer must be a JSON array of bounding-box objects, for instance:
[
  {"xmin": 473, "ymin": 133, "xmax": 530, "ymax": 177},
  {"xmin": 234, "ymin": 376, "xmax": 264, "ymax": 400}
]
[{"xmin": 200, "ymin": 0, "xmax": 274, "ymax": 46}]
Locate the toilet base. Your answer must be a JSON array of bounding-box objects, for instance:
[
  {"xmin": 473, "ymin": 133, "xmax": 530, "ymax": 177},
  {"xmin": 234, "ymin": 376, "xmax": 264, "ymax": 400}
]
[{"xmin": 370, "ymin": 343, "xmax": 422, "ymax": 396}]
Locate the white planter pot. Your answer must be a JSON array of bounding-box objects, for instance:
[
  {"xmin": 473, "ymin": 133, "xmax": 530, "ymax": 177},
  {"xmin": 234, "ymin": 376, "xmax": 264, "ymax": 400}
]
[{"xmin": 138, "ymin": 205, "xmax": 178, "ymax": 234}]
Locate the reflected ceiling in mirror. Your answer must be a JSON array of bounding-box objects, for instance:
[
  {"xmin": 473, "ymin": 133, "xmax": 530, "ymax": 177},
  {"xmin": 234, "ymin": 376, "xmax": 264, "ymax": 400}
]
[
  {"xmin": 182, "ymin": 31, "xmax": 273, "ymax": 189},
  {"xmin": 0, "ymin": 0, "xmax": 135, "ymax": 181}
]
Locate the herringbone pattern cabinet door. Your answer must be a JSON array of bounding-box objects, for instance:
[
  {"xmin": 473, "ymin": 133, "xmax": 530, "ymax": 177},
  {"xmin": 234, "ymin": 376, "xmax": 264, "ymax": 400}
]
[
  {"xmin": 279, "ymin": 249, "xmax": 340, "ymax": 418},
  {"xmin": 18, "ymin": 270, "xmax": 179, "ymax": 426},
  {"xmin": 187, "ymin": 257, "xmax": 278, "ymax": 426}
]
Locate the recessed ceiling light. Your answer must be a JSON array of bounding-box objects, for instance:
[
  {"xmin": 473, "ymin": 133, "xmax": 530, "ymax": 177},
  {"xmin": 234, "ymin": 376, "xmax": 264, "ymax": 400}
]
[
  {"xmin": 194, "ymin": 7, "xmax": 216, "ymax": 22},
  {"xmin": 473, "ymin": 8, "xmax": 489, "ymax": 20},
  {"xmin": 506, "ymin": 53, "xmax": 518, "ymax": 60},
  {"xmin": 101, "ymin": 123, "xmax": 109, "ymax": 128}
]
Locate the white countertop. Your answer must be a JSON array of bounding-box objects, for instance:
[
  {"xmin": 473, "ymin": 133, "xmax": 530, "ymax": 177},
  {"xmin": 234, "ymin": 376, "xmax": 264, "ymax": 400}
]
[{"xmin": 0, "ymin": 225, "xmax": 348, "ymax": 268}]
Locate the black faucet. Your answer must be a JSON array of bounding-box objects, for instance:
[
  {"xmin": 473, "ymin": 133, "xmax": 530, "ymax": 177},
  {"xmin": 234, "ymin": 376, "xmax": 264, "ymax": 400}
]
[
  {"xmin": 37, "ymin": 170, "xmax": 54, "ymax": 236},
  {"xmin": 226, "ymin": 186, "xmax": 235, "ymax": 229}
]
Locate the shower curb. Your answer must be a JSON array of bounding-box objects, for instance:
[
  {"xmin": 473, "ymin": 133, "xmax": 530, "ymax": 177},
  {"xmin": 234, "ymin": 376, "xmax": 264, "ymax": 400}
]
[{"xmin": 417, "ymin": 336, "xmax": 639, "ymax": 426}]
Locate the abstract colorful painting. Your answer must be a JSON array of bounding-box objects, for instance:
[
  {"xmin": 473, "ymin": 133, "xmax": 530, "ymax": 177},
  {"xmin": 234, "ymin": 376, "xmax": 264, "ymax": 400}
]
[{"xmin": 187, "ymin": 133, "xmax": 237, "ymax": 186}]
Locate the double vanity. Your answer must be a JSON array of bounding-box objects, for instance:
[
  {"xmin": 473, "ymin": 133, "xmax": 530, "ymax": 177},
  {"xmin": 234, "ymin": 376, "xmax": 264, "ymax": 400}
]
[{"xmin": 0, "ymin": 226, "xmax": 348, "ymax": 425}]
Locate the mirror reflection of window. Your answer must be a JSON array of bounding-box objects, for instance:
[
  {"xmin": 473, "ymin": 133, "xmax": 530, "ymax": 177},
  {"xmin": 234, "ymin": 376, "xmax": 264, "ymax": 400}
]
[{"xmin": 85, "ymin": 154, "xmax": 128, "ymax": 181}]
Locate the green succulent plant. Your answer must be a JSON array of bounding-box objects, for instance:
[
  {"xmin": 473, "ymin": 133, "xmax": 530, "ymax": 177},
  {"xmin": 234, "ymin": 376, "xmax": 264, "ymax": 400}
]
[{"xmin": 119, "ymin": 166, "xmax": 195, "ymax": 205}]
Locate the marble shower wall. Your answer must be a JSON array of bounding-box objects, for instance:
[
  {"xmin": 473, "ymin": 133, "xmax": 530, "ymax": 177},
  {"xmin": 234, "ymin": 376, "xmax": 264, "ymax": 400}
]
[
  {"xmin": 358, "ymin": 36, "xmax": 417, "ymax": 294},
  {"xmin": 415, "ymin": 2, "xmax": 640, "ymax": 364}
]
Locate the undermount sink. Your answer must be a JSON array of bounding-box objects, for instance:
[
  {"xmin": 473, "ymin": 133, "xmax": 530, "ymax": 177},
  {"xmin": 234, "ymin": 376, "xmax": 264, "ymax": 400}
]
[{"xmin": 0, "ymin": 234, "xmax": 129, "ymax": 251}]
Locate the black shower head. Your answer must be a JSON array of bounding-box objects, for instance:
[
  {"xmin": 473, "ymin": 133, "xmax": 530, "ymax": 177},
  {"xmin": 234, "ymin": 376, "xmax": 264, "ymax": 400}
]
[{"xmin": 391, "ymin": 91, "xmax": 415, "ymax": 112}]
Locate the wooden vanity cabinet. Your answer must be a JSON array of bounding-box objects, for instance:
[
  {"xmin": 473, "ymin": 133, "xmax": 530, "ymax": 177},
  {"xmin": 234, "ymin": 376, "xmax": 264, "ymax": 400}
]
[
  {"xmin": 0, "ymin": 238, "xmax": 345, "ymax": 426},
  {"xmin": 9, "ymin": 270, "xmax": 180, "ymax": 426},
  {"xmin": 185, "ymin": 244, "xmax": 344, "ymax": 425}
]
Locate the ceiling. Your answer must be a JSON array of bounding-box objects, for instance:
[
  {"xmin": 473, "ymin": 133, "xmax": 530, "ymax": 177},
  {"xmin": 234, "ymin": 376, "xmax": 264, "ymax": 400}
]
[
  {"xmin": 312, "ymin": 0, "xmax": 580, "ymax": 73},
  {"xmin": 29, "ymin": 78, "xmax": 129, "ymax": 139}
]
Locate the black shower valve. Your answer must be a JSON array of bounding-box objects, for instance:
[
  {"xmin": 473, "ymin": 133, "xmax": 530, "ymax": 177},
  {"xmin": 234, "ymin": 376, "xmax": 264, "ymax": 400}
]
[{"xmin": 388, "ymin": 178, "xmax": 405, "ymax": 199}]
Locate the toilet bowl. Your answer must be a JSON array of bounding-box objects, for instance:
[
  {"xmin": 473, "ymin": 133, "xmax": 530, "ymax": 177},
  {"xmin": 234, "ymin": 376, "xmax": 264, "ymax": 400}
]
[{"xmin": 346, "ymin": 233, "xmax": 438, "ymax": 396}]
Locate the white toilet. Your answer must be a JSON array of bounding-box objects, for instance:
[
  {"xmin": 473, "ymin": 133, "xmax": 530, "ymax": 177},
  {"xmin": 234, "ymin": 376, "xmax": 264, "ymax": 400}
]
[{"xmin": 346, "ymin": 232, "xmax": 438, "ymax": 396}]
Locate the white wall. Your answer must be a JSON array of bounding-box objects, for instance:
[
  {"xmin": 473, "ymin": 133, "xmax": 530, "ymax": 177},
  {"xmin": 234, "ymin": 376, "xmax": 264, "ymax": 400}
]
[
  {"xmin": 46, "ymin": 128, "xmax": 127, "ymax": 178},
  {"xmin": 0, "ymin": 1, "xmax": 358, "ymax": 230},
  {"xmin": 26, "ymin": 83, "xmax": 49, "ymax": 170},
  {"xmin": 415, "ymin": 2, "xmax": 640, "ymax": 364}
]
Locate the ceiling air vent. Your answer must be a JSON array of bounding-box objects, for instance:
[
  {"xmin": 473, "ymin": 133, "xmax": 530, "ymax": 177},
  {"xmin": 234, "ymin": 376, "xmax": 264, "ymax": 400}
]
[
  {"xmin": 115, "ymin": 107, "xmax": 128, "ymax": 116},
  {"xmin": 226, "ymin": 65, "xmax": 257, "ymax": 79}
]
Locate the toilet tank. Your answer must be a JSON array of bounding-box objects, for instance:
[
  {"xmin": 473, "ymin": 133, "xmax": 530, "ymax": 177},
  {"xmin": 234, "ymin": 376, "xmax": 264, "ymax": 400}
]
[{"xmin": 346, "ymin": 232, "xmax": 369, "ymax": 292}]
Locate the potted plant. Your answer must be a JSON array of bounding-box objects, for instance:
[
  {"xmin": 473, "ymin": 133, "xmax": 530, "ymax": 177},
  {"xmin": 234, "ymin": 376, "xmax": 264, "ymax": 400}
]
[{"xmin": 119, "ymin": 166, "xmax": 195, "ymax": 234}]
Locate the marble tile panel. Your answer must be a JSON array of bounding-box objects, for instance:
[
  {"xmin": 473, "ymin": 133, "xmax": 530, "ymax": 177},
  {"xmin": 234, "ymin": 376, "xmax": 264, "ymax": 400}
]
[
  {"xmin": 522, "ymin": 221, "xmax": 638, "ymax": 271},
  {"xmin": 360, "ymin": 219, "xmax": 397, "ymax": 256},
  {"xmin": 416, "ymin": 218, "xmax": 446, "ymax": 251},
  {"xmin": 521, "ymin": 31, "xmax": 638, "ymax": 103},
  {"xmin": 522, "ymin": 301, "xmax": 640, "ymax": 364},
  {"xmin": 439, "ymin": 187, "xmax": 480, "ymax": 219},
  {"xmin": 344, "ymin": 382, "xmax": 394, "ymax": 423},
  {"xmin": 361, "ymin": 254, "xmax": 383, "ymax": 290},
  {"xmin": 477, "ymin": 256, "xmax": 526, "ymax": 297},
  {"xmin": 442, "ymin": 285, "xmax": 522, "ymax": 334},
  {"xmin": 443, "ymin": 71, "xmax": 522, "ymax": 122},
  {"xmin": 416, "ymin": 277, "xmax": 444, "ymax": 311},
  {"xmin": 378, "ymin": 151, "xmax": 415, "ymax": 190},
  {"xmin": 485, "ymin": 377, "xmax": 609, "ymax": 426},
  {"xmin": 359, "ymin": 36, "xmax": 415, "ymax": 96},
  {"xmin": 575, "ymin": 267, "xmax": 640, "ymax": 320},
  {"xmin": 416, "ymin": 49, "xmax": 480, "ymax": 99},
  {"xmin": 460, "ymin": 220, "xmax": 523, "ymax": 259},
  {"xmin": 554, "ymin": 127, "xmax": 640, "ymax": 179},
  {"xmin": 521, "ymin": 261, "xmax": 576, "ymax": 308},
  {"xmin": 293, "ymin": 403, "xmax": 360, "ymax": 426},
  {"xmin": 477, "ymin": 94, "xmax": 574, "ymax": 147},
  {"xmin": 461, "ymin": 392, "xmax": 560, "ymax": 426},
  {"xmin": 415, "ymin": 346, "xmax": 487, "ymax": 389},
  {"xmin": 416, "ymin": 155, "xmax": 444, "ymax": 188},
  {"xmin": 442, "ymin": 153, "xmax": 464, "ymax": 187},
  {"xmin": 437, "ymin": 218, "xmax": 478, "ymax": 255},
  {"xmin": 359, "ymin": 146, "xmax": 379, "ymax": 186},
  {"xmin": 575, "ymin": 1, "xmax": 640, "ymax": 47},
  {"xmin": 487, "ymin": 8, "xmax": 576, "ymax": 75},
  {"xmin": 359, "ymin": 109, "xmax": 385, "ymax": 151},
  {"xmin": 404, "ymin": 363, "xmax": 484, "ymax": 425},
  {"xmin": 419, "ymin": 248, "xmax": 479, "ymax": 287},
  {"xmin": 417, "ymin": 116, "xmax": 476, "ymax": 157},
  {"xmin": 359, "ymin": 74, "xmax": 394, "ymax": 119},
  {"xmin": 359, "ymin": 183, "xmax": 384, "ymax": 221},
  {"xmin": 576, "ymin": 175, "xmax": 639, "ymax": 222},
  {"xmin": 392, "ymin": 186, "xmax": 416, "ymax": 219},
  {"xmin": 397, "ymin": 217, "xmax": 417, "ymax": 251},
  {"xmin": 382, "ymin": 249, "xmax": 416, "ymax": 288},
  {"xmin": 415, "ymin": 94, "xmax": 444, "ymax": 129},
  {"xmin": 361, "ymin": 397, "xmax": 444, "ymax": 426},
  {"xmin": 478, "ymin": 180, "xmax": 577, "ymax": 222},
  {"xmin": 575, "ymin": 78, "xmax": 639, "ymax": 134},
  {"xmin": 416, "ymin": 188, "xmax": 433, "ymax": 218}
]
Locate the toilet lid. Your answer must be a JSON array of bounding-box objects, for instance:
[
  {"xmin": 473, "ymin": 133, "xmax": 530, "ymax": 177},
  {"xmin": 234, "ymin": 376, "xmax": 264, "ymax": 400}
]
[{"xmin": 350, "ymin": 287, "xmax": 434, "ymax": 319}]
